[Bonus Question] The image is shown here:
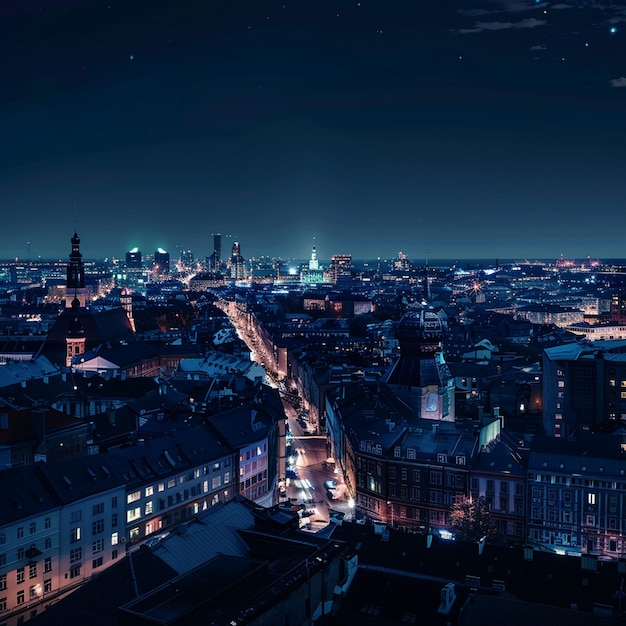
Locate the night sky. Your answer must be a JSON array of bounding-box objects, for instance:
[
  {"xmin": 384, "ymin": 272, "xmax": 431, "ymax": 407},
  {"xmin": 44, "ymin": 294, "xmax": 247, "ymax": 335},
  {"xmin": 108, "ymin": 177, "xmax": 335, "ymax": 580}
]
[{"xmin": 1, "ymin": 0, "xmax": 626, "ymax": 263}]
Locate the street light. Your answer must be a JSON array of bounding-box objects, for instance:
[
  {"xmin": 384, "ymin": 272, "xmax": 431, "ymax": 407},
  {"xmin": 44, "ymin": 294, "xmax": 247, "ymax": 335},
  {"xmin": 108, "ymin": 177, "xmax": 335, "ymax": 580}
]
[{"xmin": 387, "ymin": 501, "xmax": 394, "ymax": 527}]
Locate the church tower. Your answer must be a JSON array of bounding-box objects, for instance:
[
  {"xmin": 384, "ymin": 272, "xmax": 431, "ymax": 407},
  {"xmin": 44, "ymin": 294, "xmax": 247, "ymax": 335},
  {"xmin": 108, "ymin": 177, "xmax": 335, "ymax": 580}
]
[
  {"xmin": 65, "ymin": 297, "xmax": 86, "ymax": 367},
  {"xmin": 65, "ymin": 231, "xmax": 86, "ymax": 308},
  {"xmin": 309, "ymin": 244, "xmax": 319, "ymax": 271}
]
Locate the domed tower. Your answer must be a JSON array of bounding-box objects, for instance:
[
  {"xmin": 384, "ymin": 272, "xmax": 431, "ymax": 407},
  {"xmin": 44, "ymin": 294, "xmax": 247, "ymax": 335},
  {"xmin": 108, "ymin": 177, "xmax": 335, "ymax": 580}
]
[
  {"xmin": 395, "ymin": 309, "xmax": 444, "ymax": 358},
  {"xmin": 383, "ymin": 308, "xmax": 454, "ymax": 421},
  {"xmin": 65, "ymin": 231, "xmax": 86, "ymax": 308}
]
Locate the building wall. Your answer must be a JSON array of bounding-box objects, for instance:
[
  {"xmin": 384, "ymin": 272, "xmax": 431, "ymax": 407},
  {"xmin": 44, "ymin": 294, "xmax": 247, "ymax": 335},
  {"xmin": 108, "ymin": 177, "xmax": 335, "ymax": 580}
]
[
  {"xmin": 0, "ymin": 510, "xmax": 60, "ymax": 621},
  {"xmin": 239, "ymin": 440, "xmax": 269, "ymax": 503},
  {"xmin": 123, "ymin": 456, "xmax": 235, "ymax": 545}
]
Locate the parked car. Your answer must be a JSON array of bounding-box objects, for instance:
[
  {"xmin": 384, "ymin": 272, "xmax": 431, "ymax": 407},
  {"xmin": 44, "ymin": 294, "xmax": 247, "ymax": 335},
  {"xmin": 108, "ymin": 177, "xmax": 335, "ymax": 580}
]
[{"xmin": 324, "ymin": 479, "xmax": 337, "ymax": 491}]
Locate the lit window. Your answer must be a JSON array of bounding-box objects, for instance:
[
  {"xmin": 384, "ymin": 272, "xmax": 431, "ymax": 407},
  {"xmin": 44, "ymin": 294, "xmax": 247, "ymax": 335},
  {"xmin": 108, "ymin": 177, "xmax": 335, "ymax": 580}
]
[{"xmin": 127, "ymin": 507, "xmax": 141, "ymax": 522}]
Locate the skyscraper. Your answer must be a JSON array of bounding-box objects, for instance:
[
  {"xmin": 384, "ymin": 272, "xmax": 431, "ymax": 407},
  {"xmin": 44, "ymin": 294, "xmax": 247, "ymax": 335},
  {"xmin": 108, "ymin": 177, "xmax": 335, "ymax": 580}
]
[
  {"xmin": 229, "ymin": 241, "xmax": 246, "ymax": 280},
  {"xmin": 213, "ymin": 233, "xmax": 222, "ymax": 269},
  {"xmin": 126, "ymin": 247, "xmax": 142, "ymax": 268},
  {"xmin": 153, "ymin": 248, "xmax": 170, "ymax": 276},
  {"xmin": 328, "ymin": 254, "xmax": 353, "ymax": 284}
]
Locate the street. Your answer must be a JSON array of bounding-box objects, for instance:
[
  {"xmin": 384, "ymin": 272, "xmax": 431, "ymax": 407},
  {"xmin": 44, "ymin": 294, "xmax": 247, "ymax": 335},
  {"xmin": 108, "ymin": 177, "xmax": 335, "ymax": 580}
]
[
  {"xmin": 220, "ymin": 300, "xmax": 354, "ymax": 529},
  {"xmin": 284, "ymin": 404, "xmax": 353, "ymax": 531}
]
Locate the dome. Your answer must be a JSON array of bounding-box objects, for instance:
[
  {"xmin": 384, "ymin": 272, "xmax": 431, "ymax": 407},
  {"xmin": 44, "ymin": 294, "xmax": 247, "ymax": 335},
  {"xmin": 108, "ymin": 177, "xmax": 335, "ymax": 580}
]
[{"xmin": 396, "ymin": 309, "xmax": 444, "ymax": 356}]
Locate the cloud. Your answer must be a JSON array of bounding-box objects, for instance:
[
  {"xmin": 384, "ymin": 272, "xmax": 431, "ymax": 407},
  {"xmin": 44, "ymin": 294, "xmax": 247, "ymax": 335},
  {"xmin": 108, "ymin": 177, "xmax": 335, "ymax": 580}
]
[
  {"xmin": 530, "ymin": 44, "xmax": 547, "ymax": 50},
  {"xmin": 550, "ymin": 3, "xmax": 573, "ymax": 9},
  {"xmin": 458, "ymin": 18, "xmax": 547, "ymax": 33},
  {"xmin": 459, "ymin": 1, "xmax": 548, "ymax": 16},
  {"xmin": 609, "ymin": 76, "xmax": 626, "ymax": 87}
]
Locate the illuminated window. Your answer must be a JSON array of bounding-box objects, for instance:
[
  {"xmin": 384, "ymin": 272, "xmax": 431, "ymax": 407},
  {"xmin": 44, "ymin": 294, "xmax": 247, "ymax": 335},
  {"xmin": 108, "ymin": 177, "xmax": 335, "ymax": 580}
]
[
  {"xmin": 127, "ymin": 508, "xmax": 141, "ymax": 522},
  {"xmin": 145, "ymin": 486, "xmax": 154, "ymax": 497},
  {"xmin": 127, "ymin": 491, "xmax": 140, "ymax": 504},
  {"xmin": 588, "ymin": 493, "xmax": 596, "ymax": 505}
]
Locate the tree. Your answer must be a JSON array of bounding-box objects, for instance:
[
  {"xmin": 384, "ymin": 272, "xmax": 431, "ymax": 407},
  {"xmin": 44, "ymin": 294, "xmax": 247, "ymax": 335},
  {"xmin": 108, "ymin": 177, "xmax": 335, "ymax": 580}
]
[{"xmin": 449, "ymin": 495, "xmax": 498, "ymax": 543}]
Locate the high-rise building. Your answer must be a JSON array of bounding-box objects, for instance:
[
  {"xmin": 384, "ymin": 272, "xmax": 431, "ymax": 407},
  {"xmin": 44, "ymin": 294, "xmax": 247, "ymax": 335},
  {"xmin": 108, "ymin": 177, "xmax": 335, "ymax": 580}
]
[
  {"xmin": 213, "ymin": 233, "xmax": 222, "ymax": 269},
  {"xmin": 180, "ymin": 249, "xmax": 194, "ymax": 267},
  {"xmin": 229, "ymin": 241, "xmax": 246, "ymax": 280},
  {"xmin": 153, "ymin": 248, "xmax": 170, "ymax": 275},
  {"xmin": 126, "ymin": 247, "xmax": 142, "ymax": 268},
  {"xmin": 328, "ymin": 254, "xmax": 353, "ymax": 284}
]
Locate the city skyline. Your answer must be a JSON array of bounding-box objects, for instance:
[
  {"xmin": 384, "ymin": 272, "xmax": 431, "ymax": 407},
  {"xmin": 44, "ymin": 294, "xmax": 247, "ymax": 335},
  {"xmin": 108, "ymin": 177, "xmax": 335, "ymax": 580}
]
[{"xmin": 2, "ymin": 1, "xmax": 626, "ymax": 261}]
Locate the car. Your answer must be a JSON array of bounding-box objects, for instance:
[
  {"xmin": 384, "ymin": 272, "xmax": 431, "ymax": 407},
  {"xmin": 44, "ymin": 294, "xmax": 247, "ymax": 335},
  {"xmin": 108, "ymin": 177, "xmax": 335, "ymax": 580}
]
[{"xmin": 324, "ymin": 479, "xmax": 337, "ymax": 491}]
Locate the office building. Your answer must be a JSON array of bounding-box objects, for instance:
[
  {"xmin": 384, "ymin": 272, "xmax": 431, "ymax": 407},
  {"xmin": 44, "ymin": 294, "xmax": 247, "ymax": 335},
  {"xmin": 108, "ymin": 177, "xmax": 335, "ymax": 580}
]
[
  {"xmin": 153, "ymin": 248, "xmax": 170, "ymax": 277},
  {"xmin": 125, "ymin": 248, "xmax": 142, "ymax": 269}
]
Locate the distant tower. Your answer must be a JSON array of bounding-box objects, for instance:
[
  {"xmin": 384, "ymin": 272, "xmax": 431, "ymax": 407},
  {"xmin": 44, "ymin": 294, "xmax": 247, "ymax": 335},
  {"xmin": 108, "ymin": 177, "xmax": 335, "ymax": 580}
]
[
  {"xmin": 65, "ymin": 231, "xmax": 86, "ymax": 308},
  {"xmin": 153, "ymin": 248, "xmax": 170, "ymax": 276},
  {"xmin": 229, "ymin": 241, "xmax": 246, "ymax": 280},
  {"xmin": 126, "ymin": 247, "xmax": 142, "ymax": 268},
  {"xmin": 309, "ymin": 244, "xmax": 319, "ymax": 271},
  {"xmin": 329, "ymin": 254, "xmax": 353, "ymax": 284},
  {"xmin": 213, "ymin": 233, "xmax": 222, "ymax": 270}
]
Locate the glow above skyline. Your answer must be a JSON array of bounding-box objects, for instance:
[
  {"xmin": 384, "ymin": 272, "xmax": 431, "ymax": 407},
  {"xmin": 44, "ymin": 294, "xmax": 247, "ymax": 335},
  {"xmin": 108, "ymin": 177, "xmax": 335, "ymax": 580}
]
[{"xmin": 1, "ymin": 1, "xmax": 626, "ymax": 262}]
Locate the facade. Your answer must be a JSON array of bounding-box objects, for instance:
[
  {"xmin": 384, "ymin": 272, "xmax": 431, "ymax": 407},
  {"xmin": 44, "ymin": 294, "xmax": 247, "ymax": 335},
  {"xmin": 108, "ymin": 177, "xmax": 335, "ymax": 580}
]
[
  {"xmin": 110, "ymin": 430, "xmax": 236, "ymax": 546},
  {"xmin": 527, "ymin": 435, "xmax": 626, "ymax": 559},
  {"xmin": 610, "ymin": 292, "xmax": 626, "ymax": 324},
  {"xmin": 517, "ymin": 304, "xmax": 584, "ymax": 327},
  {"xmin": 566, "ymin": 322, "xmax": 626, "ymax": 341},
  {"xmin": 0, "ymin": 461, "xmax": 125, "ymax": 624},
  {"xmin": 328, "ymin": 254, "xmax": 353, "ymax": 284},
  {"xmin": 208, "ymin": 402, "xmax": 281, "ymax": 507},
  {"xmin": 325, "ymin": 380, "xmax": 496, "ymax": 533},
  {"xmin": 542, "ymin": 339, "xmax": 626, "ymax": 437},
  {"xmin": 470, "ymin": 424, "xmax": 528, "ymax": 544}
]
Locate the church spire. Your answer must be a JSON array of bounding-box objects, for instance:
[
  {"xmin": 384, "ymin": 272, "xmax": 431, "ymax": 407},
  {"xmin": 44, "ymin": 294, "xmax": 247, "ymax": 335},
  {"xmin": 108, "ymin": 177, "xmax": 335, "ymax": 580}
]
[{"xmin": 66, "ymin": 230, "xmax": 86, "ymax": 308}]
